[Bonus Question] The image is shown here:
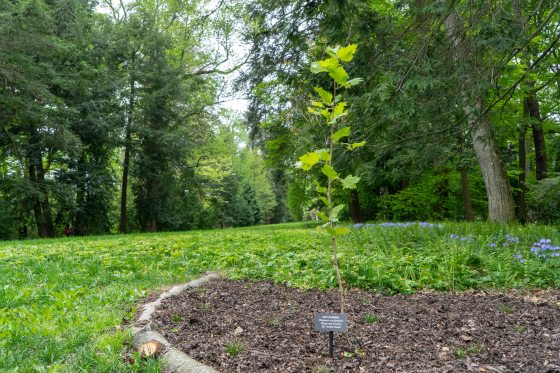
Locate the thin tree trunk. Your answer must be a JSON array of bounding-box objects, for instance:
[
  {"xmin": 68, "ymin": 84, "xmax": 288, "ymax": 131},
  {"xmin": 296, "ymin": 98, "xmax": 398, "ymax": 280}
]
[
  {"xmin": 28, "ymin": 126, "xmax": 55, "ymax": 238},
  {"xmin": 525, "ymin": 87, "xmax": 547, "ymax": 180},
  {"xmin": 459, "ymin": 167, "xmax": 474, "ymax": 221},
  {"xmin": 512, "ymin": 0, "xmax": 547, "ymax": 181},
  {"xmin": 444, "ymin": 10, "xmax": 515, "ymax": 222},
  {"xmin": 119, "ymin": 51, "xmax": 136, "ymax": 234},
  {"xmin": 348, "ymin": 189, "xmax": 362, "ymax": 223},
  {"xmin": 29, "ymin": 163, "xmax": 48, "ymax": 237},
  {"xmin": 518, "ymin": 124, "xmax": 527, "ymax": 223}
]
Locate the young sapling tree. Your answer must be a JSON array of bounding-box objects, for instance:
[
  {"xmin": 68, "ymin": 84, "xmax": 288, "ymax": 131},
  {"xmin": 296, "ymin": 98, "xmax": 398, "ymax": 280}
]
[{"xmin": 297, "ymin": 45, "xmax": 364, "ymax": 313}]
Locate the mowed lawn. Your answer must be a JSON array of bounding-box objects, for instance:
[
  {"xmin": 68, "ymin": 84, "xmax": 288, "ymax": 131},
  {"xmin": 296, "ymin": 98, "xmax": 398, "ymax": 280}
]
[{"xmin": 1, "ymin": 222, "xmax": 559, "ymax": 371}]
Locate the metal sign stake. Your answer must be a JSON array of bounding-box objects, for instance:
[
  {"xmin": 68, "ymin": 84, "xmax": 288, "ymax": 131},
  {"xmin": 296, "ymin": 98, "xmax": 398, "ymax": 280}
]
[{"xmin": 329, "ymin": 331, "xmax": 334, "ymax": 357}]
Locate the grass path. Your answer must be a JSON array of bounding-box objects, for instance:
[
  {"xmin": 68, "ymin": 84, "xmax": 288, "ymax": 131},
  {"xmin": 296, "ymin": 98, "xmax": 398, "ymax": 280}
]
[{"xmin": 1, "ymin": 222, "xmax": 559, "ymax": 371}]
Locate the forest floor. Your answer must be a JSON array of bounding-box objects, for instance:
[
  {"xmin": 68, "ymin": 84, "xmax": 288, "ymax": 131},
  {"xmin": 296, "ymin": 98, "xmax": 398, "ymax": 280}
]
[{"xmin": 150, "ymin": 278, "xmax": 560, "ymax": 373}]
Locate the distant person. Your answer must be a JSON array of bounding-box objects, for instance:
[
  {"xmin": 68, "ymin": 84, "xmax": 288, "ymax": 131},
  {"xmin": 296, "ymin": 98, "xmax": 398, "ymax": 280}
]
[
  {"xmin": 64, "ymin": 223, "xmax": 74, "ymax": 237},
  {"xmin": 19, "ymin": 225, "xmax": 27, "ymax": 240}
]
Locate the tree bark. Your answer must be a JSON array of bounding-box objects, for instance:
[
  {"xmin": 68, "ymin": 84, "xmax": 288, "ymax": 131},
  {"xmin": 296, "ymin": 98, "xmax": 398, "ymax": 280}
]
[
  {"xmin": 517, "ymin": 123, "xmax": 527, "ymax": 223},
  {"xmin": 524, "ymin": 86, "xmax": 547, "ymax": 180},
  {"xmin": 459, "ymin": 167, "xmax": 474, "ymax": 221},
  {"xmin": 443, "ymin": 10, "xmax": 516, "ymax": 222},
  {"xmin": 348, "ymin": 189, "xmax": 362, "ymax": 223},
  {"xmin": 512, "ymin": 0, "xmax": 547, "ymax": 181},
  {"xmin": 119, "ymin": 51, "xmax": 136, "ymax": 234},
  {"xmin": 27, "ymin": 126, "xmax": 55, "ymax": 237}
]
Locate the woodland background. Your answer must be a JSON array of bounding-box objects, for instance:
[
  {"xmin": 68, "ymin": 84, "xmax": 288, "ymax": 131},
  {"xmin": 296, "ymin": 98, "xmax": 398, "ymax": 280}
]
[{"xmin": 1, "ymin": 0, "xmax": 560, "ymax": 239}]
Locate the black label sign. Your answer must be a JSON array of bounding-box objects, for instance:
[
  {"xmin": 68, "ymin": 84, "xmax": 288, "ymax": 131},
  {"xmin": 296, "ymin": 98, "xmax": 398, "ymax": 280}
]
[{"xmin": 314, "ymin": 313, "xmax": 348, "ymax": 332}]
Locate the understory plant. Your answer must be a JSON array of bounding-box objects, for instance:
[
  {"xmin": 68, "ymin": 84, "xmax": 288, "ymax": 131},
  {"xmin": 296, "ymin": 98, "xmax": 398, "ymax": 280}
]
[{"xmin": 298, "ymin": 44, "xmax": 365, "ymax": 312}]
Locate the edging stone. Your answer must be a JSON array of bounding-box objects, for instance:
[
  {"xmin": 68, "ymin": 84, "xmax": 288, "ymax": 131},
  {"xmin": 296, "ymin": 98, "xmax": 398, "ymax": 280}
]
[{"xmin": 132, "ymin": 272, "xmax": 221, "ymax": 373}]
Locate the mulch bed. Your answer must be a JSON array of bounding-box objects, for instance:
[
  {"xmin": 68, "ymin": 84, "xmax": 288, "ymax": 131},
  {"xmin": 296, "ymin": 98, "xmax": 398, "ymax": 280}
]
[{"xmin": 150, "ymin": 279, "xmax": 560, "ymax": 372}]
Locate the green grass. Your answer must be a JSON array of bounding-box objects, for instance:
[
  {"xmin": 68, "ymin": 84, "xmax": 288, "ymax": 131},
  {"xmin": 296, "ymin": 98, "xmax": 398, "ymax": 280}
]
[
  {"xmin": 224, "ymin": 341, "xmax": 245, "ymax": 357},
  {"xmin": 1, "ymin": 221, "xmax": 559, "ymax": 371}
]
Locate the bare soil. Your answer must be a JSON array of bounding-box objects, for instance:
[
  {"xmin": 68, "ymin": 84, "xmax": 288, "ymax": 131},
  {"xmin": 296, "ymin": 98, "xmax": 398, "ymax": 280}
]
[{"xmin": 150, "ymin": 279, "xmax": 560, "ymax": 372}]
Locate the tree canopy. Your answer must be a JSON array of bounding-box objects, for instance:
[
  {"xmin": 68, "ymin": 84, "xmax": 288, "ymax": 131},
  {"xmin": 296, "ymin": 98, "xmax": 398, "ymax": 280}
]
[{"xmin": 1, "ymin": 0, "xmax": 560, "ymax": 239}]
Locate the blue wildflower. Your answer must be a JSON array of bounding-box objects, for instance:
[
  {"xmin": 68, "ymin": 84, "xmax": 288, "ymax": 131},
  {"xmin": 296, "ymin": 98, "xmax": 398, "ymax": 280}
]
[
  {"xmin": 488, "ymin": 243, "xmax": 497, "ymax": 248},
  {"xmin": 353, "ymin": 223, "xmax": 364, "ymax": 228},
  {"xmin": 513, "ymin": 254, "xmax": 526, "ymax": 263}
]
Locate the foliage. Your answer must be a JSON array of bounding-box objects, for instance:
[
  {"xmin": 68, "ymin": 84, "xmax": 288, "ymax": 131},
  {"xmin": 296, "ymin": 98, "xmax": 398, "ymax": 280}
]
[
  {"xmin": 297, "ymin": 44, "xmax": 365, "ymax": 312},
  {"xmin": 527, "ymin": 176, "xmax": 560, "ymax": 223},
  {"xmin": 1, "ymin": 222, "xmax": 560, "ymax": 370},
  {"xmin": 377, "ymin": 170, "xmax": 488, "ymax": 221}
]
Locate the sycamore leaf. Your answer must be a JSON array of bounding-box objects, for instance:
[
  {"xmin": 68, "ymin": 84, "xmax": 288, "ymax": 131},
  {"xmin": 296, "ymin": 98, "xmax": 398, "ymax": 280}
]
[
  {"xmin": 348, "ymin": 141, "xmax": 367, "ymax": 150},
  {"xmin": 317, "ymin": 211, "xmax": 329, "ymax": 222},
  {"xmin": 347, "ymin": 77, "xmax": 364, "ymax": 86},
  {"xmin": 321, "ymin": 164, "xmax": 339, "ymax": 179},
  {"xmin": 331, "ymin": 204, "xmax": 345, "ymax": 220},
  {"xmin": 341, "ymin": 174, "xmax": 361, "ymax": 189},
  {"xmin": 326, "ymin": 47, "xmax": 338, "ymax": 58},
  {"xmin": 329, "ymin": 66, "xmax": 349, "ymax": 85},
  {"xmin": 318, "ymin": 57, "xmax": 339, "ymax": 70},
  {"xmin": 310, "ymin": 62, "xmax": 327, "ymax": 74},
  {"xmin": 314, "ymin": 87, "xmax": 333, "ymax": 105},
  {"xmin": 336, "ymin": 44, "xmax": 358, "ymax": 62},
  {"xmin": 317, "ymin": 149, "xmax": 331, "ymax": 161},
  {"xmin": 325, "ymin": 226, "xmax": 336, "ymax": 237},
  {"xmin": 311, "ymin": 101, "xmax": 324, "ymax": 108},
  {"xmin": 320, "ymin": 109, "xmax": 332, "ymax": 121},
  {"xmin": 333, "ymin": 102, "xmax": 347, "ymax": 118},
  {"xmin": 319, "ymin": 196, "xmax": 331, "ymax": 207},
  {"xmin": 335, "ymin": 227, "xmax": 351, "ymax": 235},
  {"xmin": 316, "ymin": 185, "xmax": 327, "ymax": 194},
  {"xmin": 299, "ymin": 152, "xmax": 320, "ymax": 170},
  {"xmin": 332, "ymin": 126, "xmax": 351, "ymax": 142}
]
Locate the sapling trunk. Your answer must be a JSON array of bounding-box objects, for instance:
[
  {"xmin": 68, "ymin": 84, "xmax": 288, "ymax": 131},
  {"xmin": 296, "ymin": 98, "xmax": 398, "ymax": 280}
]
[
  {"xmin": 327, "ymin": 100, "xmax": 345, "ymax": 313},
  {"xmin": 299, "ymin": 44, "xmax": 364, "ymax": 315}
]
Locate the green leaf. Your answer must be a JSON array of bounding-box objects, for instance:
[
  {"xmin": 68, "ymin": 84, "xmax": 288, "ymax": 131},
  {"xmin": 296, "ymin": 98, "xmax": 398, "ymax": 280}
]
[
  {"xmin": 329, "ymin": 66, "xmax": 349, "ymax": 85},
  {"xmin": 318, "ymin": 57, "xmax": 339, "ymax": 70},
  {"xmin": 319, "ymin": 196, "xmax": 332, "ymax": 207},
  {"xmin": 317, "ymin": 211, "xmax": 329, "ymax": 222},
  {"xmin": 332, "ymin": 126, "xmax": 351, "ymax": 142},
  {"xmin": 321, "ymin": 164, "xmax": 339, "ymax": 179},
  {"xmin": 299, "ymin": 152, "xmax": 320, "ymax": 170},
  {"xmin": 314, "ymin": 87, "xmax": 333, "ymax": 105},
  {"xmin": 317, "ymin": 149, "xmax": 331, "ymax": 161},
  {"xmin": 310, "ymin": 62, "xmax": 327, "ymax": 74},
  {"xmin": 326, "ymin": 46, "xmax": 338, "ymax": 58},
  {"xmin": 316, "ymin": 185, "xmax": 327, "ymax": 194},
  {"xmin": 335, "ymin": 227, "xmax": 351, "ymax": 235},
  {"xmin": 336, "ymin": 44, "xmax": 358, "ymax": 62},
  {"xmin": 331, "ymin": 204, "xmax": 345, "ymax": 220},
  {"xmin": 320, "ymin": 109, "xmax": 332, "ymax": 121},
  {"xmin": 325, "ymin": 226, "xmax": 336, "ymax": 237},
  {"xmin": 333, "ymin": 102, "xmax": 347, "ymax": 118},
  {"xmin": 348, "ymin": 141, "xmax": 367, "ymax": 150},
  {"xmin": 341, "ymin": 174, "xmax": 361, "ymax": 189},
  {"xmin": 311, "ymin": 101, "xmax": 324, "ymax": 108},
  {"xmin": 347, "ymin": 77, "xmax": 364, "ymax": 86}
]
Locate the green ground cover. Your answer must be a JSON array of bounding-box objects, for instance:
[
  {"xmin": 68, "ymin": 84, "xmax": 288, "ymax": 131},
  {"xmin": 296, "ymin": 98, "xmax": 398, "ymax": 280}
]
[{"xmin": 1, "ymin": 222, "xmax": 559, "ymax": 372}]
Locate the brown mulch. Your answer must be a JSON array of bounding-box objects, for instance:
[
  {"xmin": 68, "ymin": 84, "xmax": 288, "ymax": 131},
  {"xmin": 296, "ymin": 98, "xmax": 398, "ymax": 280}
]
[{"xmin": 150, "ymin": 279, "xmax": 560, "ymax": 372}]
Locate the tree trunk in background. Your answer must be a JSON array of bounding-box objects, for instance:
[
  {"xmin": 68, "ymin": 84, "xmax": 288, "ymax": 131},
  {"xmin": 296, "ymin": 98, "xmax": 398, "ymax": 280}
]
[
  {"xmin": 512, "ymin": 0, "xmax": 547, "ymax": 181},
  {"xmin": 27, "ymin": 126, "xmax": 55, "ymax": 237},
  {"xmin": 459, "ymin": 167, "xmax": 474, "ymax": 221},
  {"xmin": 524, "ymin": 86, "xmax": 547, "ymax": 180},
  {"xmin": 119, "ymin": 51, "xmax": 136, "ymax": 234},
  {"xmin": 444, "ymin": 10, "xmax": 516, "ymax": 222},
  {"xmin": 517, "ymin": 124, "xmax": 527, "ymax": 223},
  {"xmin": 348, "ymin": 189, "xmax": 362, "ymax": 223}
]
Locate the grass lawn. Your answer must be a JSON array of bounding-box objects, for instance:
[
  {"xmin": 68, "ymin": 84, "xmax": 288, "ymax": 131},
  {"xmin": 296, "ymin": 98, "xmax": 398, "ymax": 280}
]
[{"xmin": 1, "ymin": 221, "xmax": 559, "ymax": 371}]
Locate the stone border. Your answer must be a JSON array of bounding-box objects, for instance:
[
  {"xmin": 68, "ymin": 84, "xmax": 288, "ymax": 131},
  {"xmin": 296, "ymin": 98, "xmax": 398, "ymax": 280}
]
[{"xmin": 132, "ymin": 272, "xmax": 221, "ymax": 373}]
